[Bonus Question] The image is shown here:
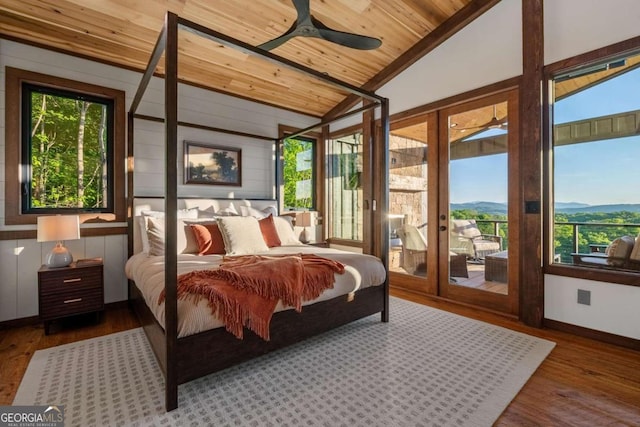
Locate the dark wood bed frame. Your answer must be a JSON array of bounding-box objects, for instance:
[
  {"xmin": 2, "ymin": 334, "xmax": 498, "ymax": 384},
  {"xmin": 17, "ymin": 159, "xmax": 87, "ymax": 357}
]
[{"xmin": 127, "ymin": 12, "xmax": 390, "ymax": 411}]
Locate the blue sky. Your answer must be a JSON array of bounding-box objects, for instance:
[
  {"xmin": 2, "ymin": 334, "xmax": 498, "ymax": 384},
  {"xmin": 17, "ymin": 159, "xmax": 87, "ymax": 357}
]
[{"xmin": 450, "ymin": 63, "xmax": 640, "ymax": 205}]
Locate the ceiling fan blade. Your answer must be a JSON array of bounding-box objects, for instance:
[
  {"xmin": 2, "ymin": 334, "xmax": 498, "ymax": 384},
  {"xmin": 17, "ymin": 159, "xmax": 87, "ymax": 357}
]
[
  {"xmin": 313, "ymin": 16, "xmax": 382, "ymax": 50},
  {"xmin": 291, "ymin": 0, "xmax": 311, "ymax": 24},
  {"xmin": 257, "ymin": 20, "xmax": 298, "ymax": 51},
  {"xmin": 258, "ymin": 34, "xmax": 297, "ymax": 51}
]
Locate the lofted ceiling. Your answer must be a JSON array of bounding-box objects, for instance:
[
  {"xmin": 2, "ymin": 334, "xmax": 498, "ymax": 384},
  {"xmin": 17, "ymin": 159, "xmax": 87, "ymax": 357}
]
[{"xmin": 0, "ymin": 0, "xmax": 489, "ymax": 117}]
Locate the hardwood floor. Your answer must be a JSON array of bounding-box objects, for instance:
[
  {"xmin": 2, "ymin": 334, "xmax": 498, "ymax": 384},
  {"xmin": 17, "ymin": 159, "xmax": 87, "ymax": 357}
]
[{"xmin": 1, "ymin": 298, "xmax": 639, "ymax": 425}]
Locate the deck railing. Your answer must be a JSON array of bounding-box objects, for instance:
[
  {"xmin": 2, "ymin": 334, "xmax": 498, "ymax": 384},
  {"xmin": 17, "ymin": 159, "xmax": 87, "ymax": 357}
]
[{"xmin": 472, "ymin": 218, "xmax": 640, "ymax": 263}]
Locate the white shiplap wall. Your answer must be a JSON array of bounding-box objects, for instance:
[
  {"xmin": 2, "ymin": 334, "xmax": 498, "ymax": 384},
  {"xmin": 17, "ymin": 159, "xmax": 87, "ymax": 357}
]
[{"xmin": 0, "ymin": 39, "xmax": 316, "ymax": 321}]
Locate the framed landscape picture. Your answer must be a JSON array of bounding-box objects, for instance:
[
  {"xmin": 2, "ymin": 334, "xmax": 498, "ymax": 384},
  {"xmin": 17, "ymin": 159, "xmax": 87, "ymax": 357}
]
[{"xmin": 184, "ymin": 141, "xmax": 241, "ymax": 186}]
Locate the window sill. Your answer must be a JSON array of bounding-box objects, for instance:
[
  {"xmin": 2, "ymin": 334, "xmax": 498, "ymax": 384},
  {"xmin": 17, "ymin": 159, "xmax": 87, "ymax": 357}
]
[
  {"xmin": 0, "ymin": 226, "xmax": 127, "ymax": 241},
  {"xmin": 545, "ymin": 263, "xmax": 639, "ymax": 287}
]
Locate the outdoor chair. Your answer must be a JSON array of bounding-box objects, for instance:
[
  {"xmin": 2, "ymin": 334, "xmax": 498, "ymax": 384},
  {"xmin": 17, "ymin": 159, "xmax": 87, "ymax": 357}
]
[
  {"xmin": 397, "ymin": 224, "xmax": 468, "ymax": 278},
  {"xmin": 450, "ymin": 219, "xmax": 502, "ymax": 261},
  {"xmin": 572, "ymin": 235, "xmax": 640, "ymax": 271}
]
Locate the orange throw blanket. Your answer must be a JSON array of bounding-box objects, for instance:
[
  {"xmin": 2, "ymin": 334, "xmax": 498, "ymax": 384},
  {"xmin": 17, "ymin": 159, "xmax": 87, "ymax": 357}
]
[{"xmin": 159, "ymin": 254, "xmax": 345, "ymax": 340}]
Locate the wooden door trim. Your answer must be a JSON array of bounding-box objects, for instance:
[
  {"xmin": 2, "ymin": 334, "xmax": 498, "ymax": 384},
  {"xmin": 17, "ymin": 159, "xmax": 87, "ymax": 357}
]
[{"xmin": 437, "ymin": 89, "xmax": 519, "ymax": 315}]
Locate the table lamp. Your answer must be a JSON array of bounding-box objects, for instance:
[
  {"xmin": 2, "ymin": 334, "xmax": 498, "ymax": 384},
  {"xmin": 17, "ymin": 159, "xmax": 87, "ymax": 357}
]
[
  {"xmin": 37, "ymin": 215, "xmax": 80, "ymax": 268},
  {"xmin": 297, "ymin": 211, "xmax": 312, "ymax": 243}
]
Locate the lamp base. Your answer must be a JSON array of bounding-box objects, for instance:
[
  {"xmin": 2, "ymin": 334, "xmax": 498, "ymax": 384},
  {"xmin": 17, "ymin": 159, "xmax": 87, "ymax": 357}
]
[
  {"xmin": 300, "ymin": 227, "xmax": 311, "ymax": 244},
  {"xmin": 45, "ymin": 243, "xmax": 73, "ymax": 268}
]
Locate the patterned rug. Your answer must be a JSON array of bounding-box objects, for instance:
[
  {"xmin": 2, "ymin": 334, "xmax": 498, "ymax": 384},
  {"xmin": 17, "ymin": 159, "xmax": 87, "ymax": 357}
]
[{"xmin": 14, "ymin": 297, "xmax": 554, "ymax": 426}]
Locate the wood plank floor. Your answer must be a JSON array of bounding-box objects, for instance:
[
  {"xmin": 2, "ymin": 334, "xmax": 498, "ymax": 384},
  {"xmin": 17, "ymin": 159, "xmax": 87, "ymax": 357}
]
[{"xmin": 1, "ymin": 298, "xmax": 639, "ymax": 425}]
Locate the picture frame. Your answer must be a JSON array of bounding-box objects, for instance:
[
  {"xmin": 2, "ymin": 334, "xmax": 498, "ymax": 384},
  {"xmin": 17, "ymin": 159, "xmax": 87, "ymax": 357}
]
[{"xmin": 184, "ymin": 141, "xmax": 241, "ymax": 186}]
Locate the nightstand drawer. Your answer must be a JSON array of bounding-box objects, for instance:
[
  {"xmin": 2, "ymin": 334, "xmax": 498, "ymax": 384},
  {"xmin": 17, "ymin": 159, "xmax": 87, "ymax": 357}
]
[
  {"xmin": 38, "ymin": 261, "xmax": 105, "ymax": 334},
  {"xmin": 39, "ymin": 286, "xmax": 103, "ymax": 320},
  {"xmin": 39, "ymin": 266, "xmax": 102, "ymax": 295}
]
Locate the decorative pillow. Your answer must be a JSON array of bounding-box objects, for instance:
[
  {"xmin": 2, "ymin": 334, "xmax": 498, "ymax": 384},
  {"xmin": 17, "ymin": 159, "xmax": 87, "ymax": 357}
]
[
  {"xmin": 196, "ymin": 206, "xmax": 218, "ymax": 219},
  {"xmin": 141, "ymin": 208, "xmax": 198, "ymax": 220},
  {"xmin": 216, "ymin": 216, "xmax": 269, "ymax": 255},
  {"xmin": 145, "ymin": 217, "xmax": 200, "ymax": 256},
  {"xmin": 630, "ymin": 235, "xmax": 640, "ymax": 262},
  {"xmin": 239, "ymin": 205, "xmax": 278, "ymax": 219},
  {"xmin": 606, "ymin": 235, "xmax": 636, "ymax": 266},
  {"xmin": 137, "ymin": 216, "xmax": 151, "ymax": 253},
  {"xmin": 216, "ymin": 204, "xmax": 239, "ymax": 216},
  {"xmin": 190, "ymin": 223, "xmax": 226, "ymax": 255},
  {"xmin": 273, "ymin": 215, "xmax": 302, "ymax": 245},
  {"xmin": 258, "ymin": 215, "xmax": 281, "ymax": 247}
]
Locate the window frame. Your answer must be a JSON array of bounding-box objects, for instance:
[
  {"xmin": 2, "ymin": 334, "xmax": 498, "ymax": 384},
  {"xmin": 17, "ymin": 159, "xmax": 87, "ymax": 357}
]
[
  {"xmin": 20, "ymin": 83, "xmax": 116, "ymax": 215},
  {"xmin": 279, "ymin": 135, "xmax": 317, "ymax": 211},
  {"xmin": 5, "ymin": 67, "xmax": 126, "ymax": 226},
  {"xmin": 543, "ymin": 39, "xmax": 640, "ymax": 287},
  {"xmin": 327, "ymin": 126, "xmax": 366, "ymax": 244}
]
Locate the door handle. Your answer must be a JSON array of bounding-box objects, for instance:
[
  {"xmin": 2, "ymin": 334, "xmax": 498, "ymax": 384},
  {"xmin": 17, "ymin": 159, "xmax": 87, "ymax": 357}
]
[
  {"xmin": 440, "ymin": 214, "xmax": 446, "ymax": 220},
  {"xmin": 439, "ymin": 225, "xmax": 447, "ymax": 231}
]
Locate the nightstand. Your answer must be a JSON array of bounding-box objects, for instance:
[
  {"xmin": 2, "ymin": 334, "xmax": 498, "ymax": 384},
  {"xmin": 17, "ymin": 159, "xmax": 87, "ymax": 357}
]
[{"xmin": 38, "ymin": 259, "xmax": 104, "ymax": 335}]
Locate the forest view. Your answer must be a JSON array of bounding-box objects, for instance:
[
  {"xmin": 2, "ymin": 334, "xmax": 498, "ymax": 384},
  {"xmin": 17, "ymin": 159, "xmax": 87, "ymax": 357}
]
[
  {"xmin": 28, "ymin": 89, "xmax": 109, "ymax": 210},
  {"xmin": 282, "ymin": 138, "xmax": 313, "ymax": 210}
]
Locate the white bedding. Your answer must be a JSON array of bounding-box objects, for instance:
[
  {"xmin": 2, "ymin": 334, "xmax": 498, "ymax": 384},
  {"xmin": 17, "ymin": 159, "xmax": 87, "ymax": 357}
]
[{"xmin": 125, "ymin": 245, "xmax": 386, "ymax": 338}]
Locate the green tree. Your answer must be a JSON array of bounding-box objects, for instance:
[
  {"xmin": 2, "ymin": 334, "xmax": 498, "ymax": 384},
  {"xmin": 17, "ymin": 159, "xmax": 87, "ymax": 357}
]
[{"xmin": 282, "ymin": 138, "xmax": 313, "ymax": 209}]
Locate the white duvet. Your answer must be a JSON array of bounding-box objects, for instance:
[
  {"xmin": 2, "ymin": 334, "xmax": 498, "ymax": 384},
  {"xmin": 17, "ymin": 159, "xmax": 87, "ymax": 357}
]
[{"xmin": 125, "ymin": 245, "xmax": 386, "ymax": 338}]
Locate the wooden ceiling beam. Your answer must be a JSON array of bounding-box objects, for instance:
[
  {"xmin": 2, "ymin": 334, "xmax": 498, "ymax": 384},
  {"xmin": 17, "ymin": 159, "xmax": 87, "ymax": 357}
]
[{"xmin": 323, "ymin": 0, "xmax": 502, "ymax": 121}]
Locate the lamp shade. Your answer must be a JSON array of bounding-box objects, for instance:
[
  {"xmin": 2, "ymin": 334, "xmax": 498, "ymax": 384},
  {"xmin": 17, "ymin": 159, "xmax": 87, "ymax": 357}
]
[
  {"xmin": 37, "ymin": 215, "xmax": 80, "ymax": 243},
  {"xmin": 296, "ymin": 211, "xmax": 312, "ymax": 228}
]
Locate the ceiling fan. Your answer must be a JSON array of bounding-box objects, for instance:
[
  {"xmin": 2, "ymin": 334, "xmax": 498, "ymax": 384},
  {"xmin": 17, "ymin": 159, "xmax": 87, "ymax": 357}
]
[
  {"xmin": 451, "ymin": 104, "xmax": 508, "ymax": 132},
  {"xmin": 257, "ymin": 0, "xmax": 382, "ymax": 51}
]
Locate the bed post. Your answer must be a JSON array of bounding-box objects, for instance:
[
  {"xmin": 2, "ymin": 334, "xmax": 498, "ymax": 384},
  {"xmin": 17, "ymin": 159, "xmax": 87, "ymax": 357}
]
[
  {"xmin": 380, "ymin": 97, "xmax": 390, "ymax": 323},
  {"xmin": 164, "ymin": 11, "xmax": 179, "ymax": 412}
]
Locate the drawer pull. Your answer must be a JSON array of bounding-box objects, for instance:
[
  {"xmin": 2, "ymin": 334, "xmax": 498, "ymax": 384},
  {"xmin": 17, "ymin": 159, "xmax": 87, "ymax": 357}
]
[
  {"xmin": 63, "ymin": 278, "xmax": 82, "ymax": 283},
  {"xmin": 63, "ymin": 298, "xmax": 82, "ymax": 304}
]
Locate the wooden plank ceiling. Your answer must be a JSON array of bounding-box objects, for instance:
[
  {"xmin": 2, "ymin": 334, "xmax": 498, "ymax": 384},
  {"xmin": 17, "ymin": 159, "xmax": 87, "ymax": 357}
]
[{"xmin": 0, "ymin": 0, "xmax": 472, "ymax": 117}]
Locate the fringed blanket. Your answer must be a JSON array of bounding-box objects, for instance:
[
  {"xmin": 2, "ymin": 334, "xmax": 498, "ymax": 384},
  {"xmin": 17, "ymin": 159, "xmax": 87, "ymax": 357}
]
[{"xmin": 159, "ymin": 254, "xmax": 345, "ymax": 340}]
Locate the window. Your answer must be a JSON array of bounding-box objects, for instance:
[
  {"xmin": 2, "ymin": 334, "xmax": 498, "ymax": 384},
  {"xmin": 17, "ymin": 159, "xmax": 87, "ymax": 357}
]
[
  {"xmin": 5, "ymin": 67, "xmax": 125, "ymax": 225},
  {"xmin": 22, "ymin": 84, "xmax": 114, "ymax": 213},
  {"xmin": 550, "ymin": 52, "xmax": 640, "ymax": 273},
  {"xmin": 282, "ymin": 136, "xmax": 315, "ymax": 210},
  {"xmin": 328, "ymin": 131, "xmax": 363, "ymax": 241}
]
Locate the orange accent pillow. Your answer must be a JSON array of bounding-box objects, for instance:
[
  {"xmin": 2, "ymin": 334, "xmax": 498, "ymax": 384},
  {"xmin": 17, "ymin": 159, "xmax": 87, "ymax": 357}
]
[
  {"xmin": 190, "ymin": 223, "xmax": 226, "ymax": 255},
  {"xmin": 259, "ymin": 214, "xmax": 281, "ymax": 247}
]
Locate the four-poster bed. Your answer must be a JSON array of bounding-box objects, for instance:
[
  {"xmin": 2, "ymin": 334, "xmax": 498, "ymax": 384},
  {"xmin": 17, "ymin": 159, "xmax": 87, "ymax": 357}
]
[{"xmin": 127, "ymin": 12, "xmax": 390, "ymax": 411}]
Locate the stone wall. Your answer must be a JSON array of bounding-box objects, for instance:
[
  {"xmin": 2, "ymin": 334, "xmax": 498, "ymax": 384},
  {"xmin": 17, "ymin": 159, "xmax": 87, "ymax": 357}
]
[{"xmin": 389, "ymin": 134, "xmax": 428, "ymax": 227}]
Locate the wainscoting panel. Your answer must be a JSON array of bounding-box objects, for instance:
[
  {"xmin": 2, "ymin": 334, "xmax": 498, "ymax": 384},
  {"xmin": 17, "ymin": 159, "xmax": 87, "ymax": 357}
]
[
  {"xmin": 0, "ymin": 236, "xmax": 128, "ymax": 322},
  {"xmin": 0, "ymin": 240, "xmax": 18, "ymax": 322},
  {"xmin": 16, "ymin": 239, "xmax": 41, "ymax": 318}
]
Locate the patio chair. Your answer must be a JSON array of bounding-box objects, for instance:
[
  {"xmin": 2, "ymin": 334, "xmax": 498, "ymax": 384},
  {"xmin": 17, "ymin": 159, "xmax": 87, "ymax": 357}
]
[
  {"xmin": 396, "ymin": 224, "xmax": 468, "ymax": 277},
  {"xmin": 572, "ymin": 235, "xmax": 640, "ymax": 271},
  {"xmin": 450, "ymin": 219, "xmax": 502, "ymax": 261}
]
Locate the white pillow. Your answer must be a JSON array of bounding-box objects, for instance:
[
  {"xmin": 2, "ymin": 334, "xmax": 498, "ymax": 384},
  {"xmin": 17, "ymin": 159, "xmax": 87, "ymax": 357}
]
[
  {"xmin": 141, "ymin": 208, "xmax": 198, "ymax": 219},
  {"xmin": 216, "ymin": 203, "xmax": 239, "ymax": 216},
  {"xmin": 145, "ymin": 217, "xmax": 200, "ymax": 256},
  {"xmin": 216, "ymin": 216, "xmax": 269, "ymax": 255},
  {"xmin": 138, "ymin": 209, "xmax": 199, "ymax": 254},
  {"xmin": 239, "ymin": 205, "xmax": 278, "ymax": 219},
  {"xmin": 136, "ymin": 216, "xmax": 151, "ymax": 253},
  {"xmin": 273, "ymin": 216, "xmax": 302, "ymax": 245}
]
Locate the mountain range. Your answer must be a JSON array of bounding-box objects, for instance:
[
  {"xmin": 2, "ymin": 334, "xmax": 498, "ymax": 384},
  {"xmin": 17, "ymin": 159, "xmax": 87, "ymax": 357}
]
[{"xmin": 450, "ymin": 201, "xmax": 640, "ymax": 214}]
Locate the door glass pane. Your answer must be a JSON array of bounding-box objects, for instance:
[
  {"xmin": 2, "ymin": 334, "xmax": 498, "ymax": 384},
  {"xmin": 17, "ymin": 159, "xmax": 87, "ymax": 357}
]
[
  {"xmin": 389, "ymin": 123, "xmax": 428, "ymax": 277},
  {"xmin": 328, "ymin": 132, "xmax": 363, "ymax": 241},
  {"xmin": 282, "ymin": 137, "xmax": 315, "ymax": 210},
  {"xmin": 552, "ymin": 53, "xmax": 640, "ymax": 270},
  {"xmin": 448, "ymin": 102, "xmax": 509, "ymax": 294}
]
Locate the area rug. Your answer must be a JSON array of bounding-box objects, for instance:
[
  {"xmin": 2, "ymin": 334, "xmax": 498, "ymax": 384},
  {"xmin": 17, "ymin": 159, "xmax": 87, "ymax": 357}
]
[{"xmin": 14, "ymin": 297, "xmax": 554, "ymax": 426}]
